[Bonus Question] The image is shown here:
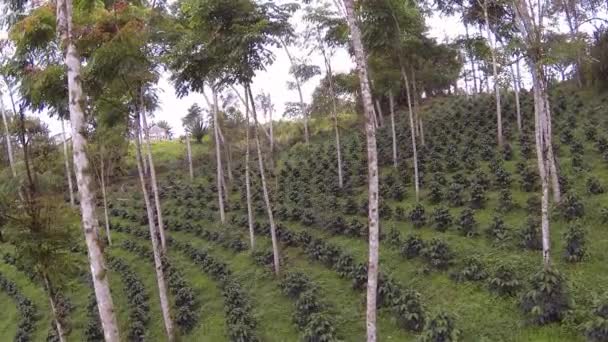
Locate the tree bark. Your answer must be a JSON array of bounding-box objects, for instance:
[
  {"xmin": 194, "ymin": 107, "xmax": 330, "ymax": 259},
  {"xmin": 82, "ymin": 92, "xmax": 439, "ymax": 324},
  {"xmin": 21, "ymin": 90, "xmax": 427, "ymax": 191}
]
[
  {"xmin": 247, "ymin": 85, "xmax": 280, "ymax": 275},
  {"xmin": 56, "ymin": 0, "xmax": 120, "ymax": 338},
  {"xmin": 281, "ymin": 41, "xmax": 309, "ymax": 144},
  {"xmin": 61, "ymin": 119, "xmax": 76, "ymax": 207},
  {"xmin": 389, "ymin": 90, "xmax": 397, "ymax": 169},
  {"xmin": 482, "ymin": 1, "xmax": 503, "ymax": 147},
  {"xmin": 133, "ymin": 113, "xmax": 175, "ymax": 340},
  {"xmin": 186, "ymin": 133, "xmax": 193, "ymax": 181},
  {"xmin": 411, "ymin": 69, "xmax": 425, "ymax": 146},
  {"xmin": 139, "ymin": 92, "xmax": 167, "ymax": 251},
  {"xmin": 0, "ymin": 95, "xmax": 17, "ymax": 179},
  {"xmin": 375, "ymin": 99, "xmax": 385, "ymax": 128},
  {"xmin": 211, "ymin": 87, "xmax": 226, "ymax": 224},
  {"xmin": 343, "ymin": 1, "xmax": 380, "ymax": 340},
  {"xmin": 510, "ymin": 62, "xmax": 522, "ymax": 133},
  {"xmin": 400, "ymin": 66, "xmax": 420, "ymax": 202},
  {"xmin": 100, "ymin": 154, "xmax": 112, "ymax": 246},
  {"xmin": 43, "ymin": 275, "xmax": 66, "ymax": 342},
  {"xmin": 243, "ymin": 85, "xmax": 256, "ymax": 251},
  {"xmin": 323, "ymin": 50, "xmax": 344, "ymax": 189},
  {"xmin": 464, "ymin": 22, "xmax": 478, "ymax": 94}
]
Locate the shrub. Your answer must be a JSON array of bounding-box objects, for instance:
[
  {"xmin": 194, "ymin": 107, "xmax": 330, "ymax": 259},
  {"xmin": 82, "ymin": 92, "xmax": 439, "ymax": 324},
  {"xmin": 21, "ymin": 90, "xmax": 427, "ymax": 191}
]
[
  {"xmin": 410, "ymin": 204, "xmax": 427, "ymax": 228},
  {"xmin": 563, "ymin": 223, "xmax": 586, "ymax": 262},
  {"xmin": 585, "ymin": 294, "xmax": 608, "ymax": 342},
  {"xmin": 488, "ymin": 264, "xmax": 520, "ymax": 296},
  {"xmin": 456, "ymin": 208, "xmax": 477, "ymax": 237},
  {"xmin": 469, "ymin": 183, "xmax": 486, "ymax": 209},
  {"xmin": 386, "ymin": 228, "xmax": 402, "ymax": 247},
  {"xmin": 450, "ymin": 256, "xmax": 488, "ymax": 282},
  {"xmin": 428, "ymin": 181, "xmax": 443, "ymax": 204},
  {"xmin": 395, "ymin": 206, "xmax": 407, "ymax": 221},
  {"xmin": 446, "ymin": 183, "xmax": 464, "ymax": 207},
  {"xmin": 419, "ymin": 312, "xmax": 460, "ymax": 342},
  {"xmin": 526, "ymin": 195, "xmax": 541, "ymax": 214},
  {"xmin": 400, "ymin": 235, "xmax": 425, "ymax": 259},
  {"xmin": 392, "ymin": 290, "xmax": 426, "ymax": 332},
  {"xmin": 485, "ymin": 215, "xmax": 509, "ymax": 243},
  {"xmin": 519, "ymin": 217, "xmax": 542, "ymax": 250},
  {"xmin": 494, "ymin": 167, "xmax": 512, "ymax": 189},
  {"xmin": 431, "ymin": 206, "xmax": 452, "ymax": 232},
  {"xmin": 302, "ymin": 313, "xmax": 338, "ymax": 342},
  {"xmin": 561, "ymin": 193, "xmax": 585, "ymax": 221},
  {"xmin": 281, "ymin": 272, "xmax": 314, "ymax": 299},
  {"xmin": 601, "ymin": 207, "xmax": 608, "ymax": 223},
  {"xmin": 422, "ymin": 239, "xmax": 454, "ymax": 270},
  {"xmin": 587, "ymin": 176, "xmax": 605, "ymax": 195},
  {"xmin": 520, "ymin": 267, "xmax": 570, "ymax": 325},
  {"xmin": 497, "ymin": 189, "xmax": 514, "ymax": 213}
]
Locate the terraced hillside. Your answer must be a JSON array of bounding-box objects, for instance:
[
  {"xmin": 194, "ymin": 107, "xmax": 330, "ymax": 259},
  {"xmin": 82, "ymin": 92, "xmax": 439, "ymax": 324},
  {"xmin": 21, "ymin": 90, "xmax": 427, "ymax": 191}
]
[{"xmin": 2, "ymin": 87, "xmax": 608, "ymax": 341}]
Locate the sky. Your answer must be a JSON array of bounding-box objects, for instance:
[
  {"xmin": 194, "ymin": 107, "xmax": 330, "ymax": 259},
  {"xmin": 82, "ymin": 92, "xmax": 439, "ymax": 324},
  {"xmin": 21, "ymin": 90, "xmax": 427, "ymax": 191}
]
[{"xmin": 0, "ymin": 5, "xmax": 470, "ymax": 137}]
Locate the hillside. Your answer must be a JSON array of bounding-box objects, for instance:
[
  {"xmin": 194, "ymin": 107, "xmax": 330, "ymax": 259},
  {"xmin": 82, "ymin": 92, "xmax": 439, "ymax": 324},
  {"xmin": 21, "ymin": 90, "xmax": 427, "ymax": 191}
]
[{"xmin": 2, "ymin": 86, "xmax": 608, "ymax": 341}]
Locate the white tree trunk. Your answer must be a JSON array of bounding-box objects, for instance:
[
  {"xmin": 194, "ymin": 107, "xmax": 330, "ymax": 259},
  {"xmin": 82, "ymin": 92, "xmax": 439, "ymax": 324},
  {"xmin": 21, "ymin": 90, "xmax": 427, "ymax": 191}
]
[
  {"xmin": 375, "ymin": 99, "xmax": 385, "ymax": 127},
  {"xmin": 343, "ymin": 1, "xmax": 380, "ymax": 340},
  {"xmin": 186, "ymin": 133, "xmax": 193, "ymax": 181},
  {"xmin": 61, "ymin": 119, "xmax": 76, "ymax": 207},
  {"xmin": 0, "ymin": 96, "xmax": 17, "ymax": 179},
  {"xmin": 483, "ymin": 2, "xmax": 503, "ymax": 147},
  {"xmin": 243, "ymin": 85, "xmax": 256, "ymax": 250},
  {"xmin": 139, "ymin": 96, "xmax": 167, "ymax": 251},
  {"xmin": 281, "ymin": 42, "xmax": 309, "ymax": 144},
  {"xmin": 100, "ymin": 155, "xmax": 112, "ymax": 246},
  {"xmin": 56, "ymin": 0, "xmax": 120, "ymax": 338},
  {"xmin": 400, "ymin": 66, "xmax": 420, "ymax": 202},
  {"xmin": 134, "ymin": 113, "xmax": 175, "ymax": 341},
  {"xmin": 411, "ymin": 71, "xmax": 425, "ymax": 146},
  {"xmin": 247, "ymin": 85, "xmax": 280, "ymax": 275},
  {"xmin": 389, "ymin": 90, "xmax": 397, "ymax": 168},
  {"xmin": 511, "ymin": 62, "xmax": 522, "ymax": 133},
  {"xmin": 211, "ymin": 88, "xmax": 226, "ymax": 224},
  {"xmin": 43, "ymin": 276, "xmax": 66, "ymax": 342},
  {"xmin": 325, "ymin": 57, "xmax": 344, "ymax": 189}
]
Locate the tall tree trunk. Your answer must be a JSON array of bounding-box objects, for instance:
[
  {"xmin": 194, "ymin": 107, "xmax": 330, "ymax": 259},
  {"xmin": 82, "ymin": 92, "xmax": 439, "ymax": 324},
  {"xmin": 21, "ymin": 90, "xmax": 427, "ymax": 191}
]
[
  {"xmin": 186, "ymin": 133, "xmax": 193, "ymax": 181},
  {"xmin": 464, "ymin": 22, "xmax": 478, "ymax": 94},
  {"xmin": 133, "ymin": 114, "xmax": 175, "ymax": 340},
  {"xmin": 562, "ymin": 0, "xmax": 583, "ymax": 87},
  {"xmin": 411, "ymin": 69, "xmax": 425, "ymax": 146},
  {"xmin": 61, "ymin": 119, "xmax": 76, "ymax": 207},
  {"xmin": 510, "ymin": 62, "xmax": 522, "ymax": 133},
  {"xmin": 324, "ymin": 52, "xmax": 344, "ymax": 189},
  {"xmin": 400, "ymin": 66, "xmax": 420, "ymax": 202},
  {"xmin": 139, "ymin": 93, "xmax": 167, "ymax": 251},
  {"xmin": 211, "ymin": 88, "xmax": 226, "ymax": 224},
  {"xmin": 281, "ymin": 41, "xmax": 309, "ymax": 144},
  {"xmin": 374, "ymin": 99, "xmax": 385, "ymax": 127},
  {"xmin": 389, "ymin": 90, "xmax": 397, "ymax": 169},
  {"xmin": 243, "ymin": 85, "xmax": 256, "ymax": 250},
  {"xmin": 343, "ymin": 1, "xmax": 380, "ymax": 340},
  {"xmin": 43, "ymin": 275, "xmax": 66, "ymax": 342},
  {"xmin": 100, "ymin": 154, "xmax": 112, "ymax": 246},
  {"xmin": 482, "ymin": 3, "xmax": 503, "ymax": 147},
  {"xmin": 56, "ymin": 0, "xmax": 120, "ymax": 338},
  {"xmin": 0, "ymin": 96, "xmax": 17, "ymax": 179},
  {"xmin": 247, "ymin": 85, "xmax": 280, "ymax": 275}
]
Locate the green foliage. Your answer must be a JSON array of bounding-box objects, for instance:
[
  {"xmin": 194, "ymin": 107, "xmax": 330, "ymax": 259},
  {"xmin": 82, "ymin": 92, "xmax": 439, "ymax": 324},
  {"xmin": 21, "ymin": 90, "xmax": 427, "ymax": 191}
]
[
  {"xmin": 485, "ymin": 215, "xmax": 509, "ymax": 244},
  {"xmin": 563, "ymin": 224, "xmax": 586, "ymax": 263},
  {"xmin": 488, "ymin": 264, "xmax": 521, "ymax": 297},
  {"xmin": 585, "ymin": 293, "xmax": 608, "ymax": 342},
  {"xmin": 400, "ymin": 234, "xmax": 425, "ymax": 259},
  {"xmin": 560, "ymin": 193, "xmax": 585, "ymax": 221},
  {"xmin": 519, "ymin": 217, "xmax": 542, "ymax": 251},
  {"xmin": 422, "ymin": 239, "xmax": 454, "ymax": 270},
  {"xmin": 419, "ymin": 312, "xmax": 460, "ymax": 342},
  {"xmin": 456, "ymin": 208, "xmax": 477, "ymax": 237},
  {"xmin": 410, "ymin": 204, "xmax": 427, "ymax": 228},
  {"xmin": 431, "ymin": 206, "xmax": 452, "ymax": 232},
  {"xmin": 520, "ymin": 267, "xmax": 570, "ymax": 325},
  {"xmin": 450, "ymin": 256, "xmax": 487, "ymax": 282}
]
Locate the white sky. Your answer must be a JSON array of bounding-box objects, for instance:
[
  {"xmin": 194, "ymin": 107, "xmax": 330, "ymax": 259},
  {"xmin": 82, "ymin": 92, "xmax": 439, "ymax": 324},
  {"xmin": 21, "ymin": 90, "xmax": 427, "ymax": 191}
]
[{"xmin": 5, "ymin": 4, "xmax": 600, "ymax": 137}]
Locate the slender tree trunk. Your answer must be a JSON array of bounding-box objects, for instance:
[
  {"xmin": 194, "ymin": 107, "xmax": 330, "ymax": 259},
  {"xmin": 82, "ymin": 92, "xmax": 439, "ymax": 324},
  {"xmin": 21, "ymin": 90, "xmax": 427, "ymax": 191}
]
[
  {"xmin": 400, "ymin": 66, "xmax": 420, "ymax": 202},
  {"xmin": 211, "ymin": 88, "xmax": 226, "ymax": 224},
  {"xmin": 247, "ymin": 85, "xmax": 280, "ymax": 275},
  {"xmin": 243, "ymin": 85, "xmax": 256, "ymax": 250},
  {"xmin": 139, "ymin": 93, "xmax": 167, "ymax": 251},
  {"xmin": 56, "ymin": 0, "xmax": 120, "ymax": 338},
  {"xmin": 133, "ymin": 114, "xmax": 175, "ymax": 341},
  {"xmin": 389, "ymin": 90, "xmax": 397, "ymax": 169},
  {"xmin": 100, "ymin": 155, "xmax": 111, "ymax": 246},
  {"xmin": 281, "ymin": 41, "xmax": 309, "ymax": 144},
  {"xmin": 343, "ymin": 1, "xmax": 380, "ymax": 340},
  {"xmin": 482, "ymin": 3, "xmax": 503, "ymax": 147},
  {"xmin": 186, "ymin": 133, "xmax": 193, "ymax": 181},
  {"xmin": 43, "ymin": 275, "xmax": 66, "ymax": 342},
  {"xmin": 411, "ymin": 70, "xmax": 425, "ymax": 146},
  {"xmin": 324, "ymin": 53, "xmax": 344, "ymax": 189},
  {"xmin": 375, "ymin": 99, "xmax": 385, "ymax": 127},
  {"xmin": 511, "ymin": 62, "xmax": 522, "ymax": 133},
  {"xmin": 61, "ymin": 119, "xmax": 76, "ymax": 207},
  {"xmin": 464, "ymin": 22, "xmax": 478, "ymax": 94},
  {"xmin": 0, "ymin": 96, "xmax": 17, "ymax": 178}
]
